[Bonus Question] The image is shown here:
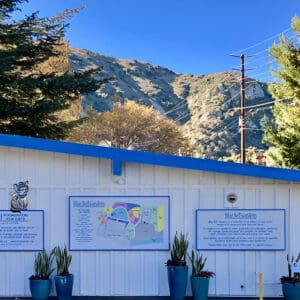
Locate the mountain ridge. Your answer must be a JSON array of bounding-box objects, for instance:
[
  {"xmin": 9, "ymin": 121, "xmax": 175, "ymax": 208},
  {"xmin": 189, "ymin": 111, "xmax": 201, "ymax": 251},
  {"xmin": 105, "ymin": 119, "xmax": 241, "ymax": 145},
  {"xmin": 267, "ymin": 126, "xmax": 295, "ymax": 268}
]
[{"xmin": 70, "ymin": 47, "xmax": 271, "ymax": 159}]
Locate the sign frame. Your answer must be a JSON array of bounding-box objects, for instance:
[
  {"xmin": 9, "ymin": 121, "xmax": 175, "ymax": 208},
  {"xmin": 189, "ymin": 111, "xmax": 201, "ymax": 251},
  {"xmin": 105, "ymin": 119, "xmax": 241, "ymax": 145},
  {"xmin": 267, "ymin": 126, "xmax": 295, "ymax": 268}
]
[
  {"xmin": 69, "ymin": 195, "xmax": 170, "ymax": 251},
  {"xmin": 196, "ymin": 209, "xmax": 286, "ymax": 251},
  {"xmin": 0, "ymin": 210, "xmax": 44, "ymax": 251}
]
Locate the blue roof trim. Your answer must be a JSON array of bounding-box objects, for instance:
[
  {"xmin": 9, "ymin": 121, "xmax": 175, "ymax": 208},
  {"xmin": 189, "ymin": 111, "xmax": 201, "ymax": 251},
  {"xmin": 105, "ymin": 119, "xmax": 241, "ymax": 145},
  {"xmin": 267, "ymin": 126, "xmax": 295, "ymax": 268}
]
[{"xmin": 0, "ymin": 134, "xmax": 300, "ymax": 182}]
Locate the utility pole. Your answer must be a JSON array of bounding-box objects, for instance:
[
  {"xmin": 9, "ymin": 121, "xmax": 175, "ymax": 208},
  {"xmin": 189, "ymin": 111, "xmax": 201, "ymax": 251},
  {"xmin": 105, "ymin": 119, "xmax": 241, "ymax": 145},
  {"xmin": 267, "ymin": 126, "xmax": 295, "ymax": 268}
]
[
  {"xmin": 240, "ymin": 54, "xmax": 246, "ymax": 164},
  {"xmin": 231, "ymin": 54, "xmax": 254, "ymax": 164}
]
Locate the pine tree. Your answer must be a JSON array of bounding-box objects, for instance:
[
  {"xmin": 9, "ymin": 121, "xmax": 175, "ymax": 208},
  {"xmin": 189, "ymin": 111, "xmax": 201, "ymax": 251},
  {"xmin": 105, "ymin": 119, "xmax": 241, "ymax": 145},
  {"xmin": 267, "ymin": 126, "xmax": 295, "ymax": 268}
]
[
  {"xmin": 263, "ymin": 17, "xmax": 300, "ymax": 169},
  {"xmin": 0, "ymin": 0, "xmax": 101, "ymax": 139}
]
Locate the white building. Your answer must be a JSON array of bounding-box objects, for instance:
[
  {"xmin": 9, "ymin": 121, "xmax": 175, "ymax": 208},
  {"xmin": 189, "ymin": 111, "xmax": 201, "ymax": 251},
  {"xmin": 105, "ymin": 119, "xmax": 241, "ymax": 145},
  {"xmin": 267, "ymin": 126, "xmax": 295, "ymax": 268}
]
[{"xmin": 0, "ymin": 133, "xmax": 300, "ymax": 298}]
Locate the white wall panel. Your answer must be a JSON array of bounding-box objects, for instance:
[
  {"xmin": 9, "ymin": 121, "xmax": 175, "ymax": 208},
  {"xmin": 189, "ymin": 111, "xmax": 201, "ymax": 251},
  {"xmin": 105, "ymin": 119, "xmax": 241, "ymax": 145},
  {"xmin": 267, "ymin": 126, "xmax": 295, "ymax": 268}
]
[
  {"xmin": 126, "ymin": 252, "xmax": 143, "ymax": 295},
  {"xmin": 67, "ymin": 155, "xmax": 83, "ymax": 187},
  {"xmin": 183, "ymin": 170, "xmax": 199, "ymax": 186},
  {"xmin": 79, "ymin": 252, "xmax": 97, "ymax": 295},
  {"xmin": 229, "ymin": 251, "xmax": 245, "ymax": 295},
  {"xmin": 143, "ymin": 252, "xmax": 160, "ymax": 295},
  {"xmin": 98, "ymin": 159, "xmax": 112, "ymax": 186},
  {"xmin": 215, "ymin": 251, "xmax": 230, "ymax": 295},
  {"xmin": 154, "ymin": 166, "xmax": 169, "ymax": 186},
  {"xmin": 8, "ymin": 252, "xmax": 25, "ymax": 296},
  {"xmin": 140, "ymin": 164, "xmax": 154, "ymax": 186},
  {"xmin": 110, "ymin": 253, "xmax": 126, "ymax": 295},
  {"xmin": 169, "ymin": 168, "xmax": 184, "ymax": 186},
  {"xmin": 199, "ymin": 170, "xmax": 216, "ymax": 185},
  {"xmin": 95, "ymin": 252, "xmax": 111, "ymax": 295},
  {"xmin": 6, "ymin": 148, "xmax": 22, "ymax": 182},
  {"xmin": 0, "ymin": 146, "xmax": 299, "ymax": 297},
  {"xmin": 82, "ymin": 157, "xmax": 99, "ymax": 187},
  {"xmin": 51, "ymin": 153, "xmax": 67, "ymax": 187},
  {"xmin": 36, "ymin": 152, "xmax": 53, "ymax": 187}
]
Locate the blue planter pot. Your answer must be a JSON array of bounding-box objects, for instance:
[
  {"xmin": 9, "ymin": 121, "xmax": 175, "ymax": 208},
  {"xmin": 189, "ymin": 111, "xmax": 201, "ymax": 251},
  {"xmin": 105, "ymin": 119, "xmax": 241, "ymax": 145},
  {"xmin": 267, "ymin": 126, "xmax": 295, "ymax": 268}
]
[
  {"xmin": 282, "ymin": 282, "xmax": 300, "ymax": 300},
  {"xmin": 29, "ymin": 279, "xmax": 52, "ymax": 300},
  {"xmin": 191, "ymin": 276, "xmax": 210, "ymax": 300},
  {"xmin": 54, "ymin": 274, "xmax": 74, "ymax": 300},
  {"xmin": 167, "ymin": 265, "xmax": 188, "ymax": 300}
]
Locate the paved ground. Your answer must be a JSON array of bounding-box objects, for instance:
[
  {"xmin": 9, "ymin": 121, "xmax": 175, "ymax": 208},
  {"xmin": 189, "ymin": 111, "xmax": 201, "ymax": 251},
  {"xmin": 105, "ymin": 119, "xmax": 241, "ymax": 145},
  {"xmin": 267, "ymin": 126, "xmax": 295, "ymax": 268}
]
[{"xmin": 0, "ymin": 297, "xmax": 285, "ymax": 300}]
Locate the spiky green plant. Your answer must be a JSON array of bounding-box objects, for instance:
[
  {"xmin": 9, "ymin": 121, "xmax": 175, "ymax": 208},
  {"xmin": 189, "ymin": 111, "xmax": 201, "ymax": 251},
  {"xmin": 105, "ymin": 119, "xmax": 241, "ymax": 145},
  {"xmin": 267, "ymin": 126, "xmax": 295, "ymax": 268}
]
[
  {"xmin": 30, "ymin": 250, "xmax": 55, "ymax": 280},
  {"xmin": 52, "ymin": 244, "xmax": 72, "ymax": 276},
  {"xmin": 168, "ymin": 231, "xmax": 189, "ymax": 266},
  {"xmin": 187, "ymin": 250, "xmax": 215, "ymax": 277},
  {"xmin": 188, "ymin": 250, "xmax": 206, "ymax": 276},
  {"xmin": 281, "ymin": 253, "xmax": 300, "ymax": 283},
  {"xmin": 287, "ymin": 253, "xmax": 300, "ymax": 279}
]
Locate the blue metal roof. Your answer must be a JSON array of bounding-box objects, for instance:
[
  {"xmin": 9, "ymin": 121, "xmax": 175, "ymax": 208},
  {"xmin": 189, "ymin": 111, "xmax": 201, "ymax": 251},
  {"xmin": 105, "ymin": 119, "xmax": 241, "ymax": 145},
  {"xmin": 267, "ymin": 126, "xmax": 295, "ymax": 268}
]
[{"xmin": 0, "ymin": 133, "xmax": 300, "ymax": 182}]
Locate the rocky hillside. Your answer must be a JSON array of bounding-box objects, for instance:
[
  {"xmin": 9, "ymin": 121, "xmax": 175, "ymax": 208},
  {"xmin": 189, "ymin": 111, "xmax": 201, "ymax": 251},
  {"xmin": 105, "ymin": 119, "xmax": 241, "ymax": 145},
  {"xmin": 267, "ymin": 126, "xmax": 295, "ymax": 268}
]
[{"xmin": 70, "ymin": 47, "xmax": 272, "ymax": 159}]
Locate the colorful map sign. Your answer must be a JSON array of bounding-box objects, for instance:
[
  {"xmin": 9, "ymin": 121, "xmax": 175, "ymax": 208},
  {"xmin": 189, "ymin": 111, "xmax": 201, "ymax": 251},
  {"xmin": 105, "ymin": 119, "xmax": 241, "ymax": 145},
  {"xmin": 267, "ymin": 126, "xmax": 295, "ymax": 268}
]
[{"xmin": 69, "ymin": 196, "xmax": 170, "ymax": 250}]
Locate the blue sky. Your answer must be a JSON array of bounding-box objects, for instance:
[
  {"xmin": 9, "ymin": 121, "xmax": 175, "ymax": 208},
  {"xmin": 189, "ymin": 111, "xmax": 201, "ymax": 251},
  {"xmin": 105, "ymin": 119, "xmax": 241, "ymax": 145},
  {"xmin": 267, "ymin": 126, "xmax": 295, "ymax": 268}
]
[{"xmin": 18, "ymin": 0, "xmax": 300, "ymax": 82}]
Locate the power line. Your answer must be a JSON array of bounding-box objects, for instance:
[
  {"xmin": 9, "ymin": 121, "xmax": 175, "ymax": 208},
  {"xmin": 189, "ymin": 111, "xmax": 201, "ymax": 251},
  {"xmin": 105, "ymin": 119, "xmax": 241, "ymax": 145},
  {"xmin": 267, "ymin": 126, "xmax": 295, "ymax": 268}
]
[
  {"xmin": 210, "ymin": 119, "xmax": 239, "ymax": 138},
  {"xmin": 165, "ymin": 27, "xmax": 292, "ymax": 122},
  {"xmin": 230, "ymin": 28, "xmax": 291, "ymax": 55},
  {"xmin": 231, "ymin": 99, "xmax": 274, "ymax": 111},
  {"xmin": 162, "ymin": 99, "xmax": 188, "ymax": 116},
  {"xmin": 244, "ymin": 54, "xmax": 270, "ymax": 66},
  {"xmin": 161, "ymin": 73, "xmax": 239, "ymax": 118},
  {"xmin": 170, "ymin": 78, "xmax": 244, "ymax": 122},
  {"xmin": 230, "ymin": 97, "xmax": 289, "ymax": 113}
]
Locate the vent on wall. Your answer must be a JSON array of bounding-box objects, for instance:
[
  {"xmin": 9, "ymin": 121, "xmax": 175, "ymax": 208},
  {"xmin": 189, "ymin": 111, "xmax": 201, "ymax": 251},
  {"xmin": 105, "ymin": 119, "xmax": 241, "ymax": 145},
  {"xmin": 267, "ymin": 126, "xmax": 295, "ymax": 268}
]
[{"xmin": 224, "ymin": 192, "xmax": 239, "ymax": 208}]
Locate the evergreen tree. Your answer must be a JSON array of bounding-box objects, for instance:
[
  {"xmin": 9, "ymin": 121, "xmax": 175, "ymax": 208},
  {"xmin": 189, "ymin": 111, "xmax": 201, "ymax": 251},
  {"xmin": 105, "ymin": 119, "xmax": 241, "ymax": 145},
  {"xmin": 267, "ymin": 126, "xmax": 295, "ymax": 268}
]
[
  {"xmin": 263, "ymin": 17, "xmax": 300, "ymax": 169},
  {"xmin": 0, "ymin": 0, "xmax": 101, "ymax": 139}
]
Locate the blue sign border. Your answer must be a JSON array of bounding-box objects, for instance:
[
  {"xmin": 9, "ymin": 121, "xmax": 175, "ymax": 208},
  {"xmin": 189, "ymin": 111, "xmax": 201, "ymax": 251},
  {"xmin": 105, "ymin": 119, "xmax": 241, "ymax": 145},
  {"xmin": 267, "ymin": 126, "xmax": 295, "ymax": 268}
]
[
  {"xmin": 196, "ymin": 209, "xmax": 286, "ymax": 251},
  {"xmin": 68, "ymin": 195, "xmax": 170, "ymax": 251}
]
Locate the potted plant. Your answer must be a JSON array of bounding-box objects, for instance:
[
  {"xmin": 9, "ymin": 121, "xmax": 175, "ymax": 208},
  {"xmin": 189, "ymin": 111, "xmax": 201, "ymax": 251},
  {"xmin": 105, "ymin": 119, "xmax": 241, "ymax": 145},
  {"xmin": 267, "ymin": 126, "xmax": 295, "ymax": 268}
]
[
  {"xmin": 29, "ymin": 250, "xmax": 55, "ymax": 300},
  {"xmin": 281, "ymin": 254, "xmax": 300, "ymax": 300},
  {"xmin": 52, "ymin": 244, "xmax": 73, "ymax": 300},
  {"xmin": 166, "ymin": 231, "xmax": 189, "ymax": 300},
  {"xmin": 188, "ymin": 250, "xmax": 215, "ymax": 300}
]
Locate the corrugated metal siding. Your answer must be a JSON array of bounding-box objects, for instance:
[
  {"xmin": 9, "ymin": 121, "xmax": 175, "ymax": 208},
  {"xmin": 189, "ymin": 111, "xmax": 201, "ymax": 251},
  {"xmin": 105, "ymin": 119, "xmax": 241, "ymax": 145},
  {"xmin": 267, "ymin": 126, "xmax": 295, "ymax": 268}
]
[{"xmin": 0, "ymin": 146, "xmax": 299, "ymax": 297}]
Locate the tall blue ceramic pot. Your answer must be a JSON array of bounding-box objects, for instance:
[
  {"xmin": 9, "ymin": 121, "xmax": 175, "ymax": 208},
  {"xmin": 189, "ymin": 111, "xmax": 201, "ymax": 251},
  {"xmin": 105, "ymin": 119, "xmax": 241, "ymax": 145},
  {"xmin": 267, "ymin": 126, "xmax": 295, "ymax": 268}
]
[
  {"xmin": 282, "ymin": 282, "xmax": 300, "ymax": 300},
  {"xmin": 54, "ymin": 274, "xmax": 74, "ymax": 300},
  {"xmin": 29, "ymin": 279, "xmax": 52, "ymax": 300},
  {"xmin": 191, "ymin": 276, "xmax": 210, "ymax": 300},
  {"xmin": 167, "ymin": 265, "xmax": 188, "ymax": 300}
]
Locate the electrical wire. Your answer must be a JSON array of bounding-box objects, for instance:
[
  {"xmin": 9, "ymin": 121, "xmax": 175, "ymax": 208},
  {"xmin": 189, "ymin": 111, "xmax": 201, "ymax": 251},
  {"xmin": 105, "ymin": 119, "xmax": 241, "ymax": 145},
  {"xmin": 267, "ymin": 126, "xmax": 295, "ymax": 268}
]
[
  {"xmin": 230, "ymin": 28, "xmax": 291, "ymax": 55},
  {"xmin": 162, "ymin": 26, "xmax": 293, "ymax": 125},
  {"xmin": 230, "ymin": 97, "xmax": 288, "ymax": 113},
  {"xmin": 163, "ymin": 73, "xmax": 242, "ymax": 119}
]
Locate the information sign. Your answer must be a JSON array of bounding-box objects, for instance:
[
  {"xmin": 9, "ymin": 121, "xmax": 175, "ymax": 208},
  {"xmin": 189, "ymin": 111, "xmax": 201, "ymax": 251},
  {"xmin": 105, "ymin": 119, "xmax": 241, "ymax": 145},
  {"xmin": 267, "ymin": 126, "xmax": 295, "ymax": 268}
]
[
  {"xmin": 69, "ymin": 196, "xmax": 170, "ymax": 250},
  {"xmin": 196, "ymin": 209, "xmax": 285, "ymax": 250},
  {"xmin": 0, "ymin": 210, "xmax": 44, "ymax": 251}
]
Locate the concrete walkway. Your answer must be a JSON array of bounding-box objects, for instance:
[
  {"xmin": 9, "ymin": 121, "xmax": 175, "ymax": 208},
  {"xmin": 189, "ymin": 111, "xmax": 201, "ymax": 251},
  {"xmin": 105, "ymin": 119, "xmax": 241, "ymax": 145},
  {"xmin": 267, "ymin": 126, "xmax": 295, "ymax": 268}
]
[{"xmin": 0, "ymin": 297, "xmax": 285, "ymax": 300}]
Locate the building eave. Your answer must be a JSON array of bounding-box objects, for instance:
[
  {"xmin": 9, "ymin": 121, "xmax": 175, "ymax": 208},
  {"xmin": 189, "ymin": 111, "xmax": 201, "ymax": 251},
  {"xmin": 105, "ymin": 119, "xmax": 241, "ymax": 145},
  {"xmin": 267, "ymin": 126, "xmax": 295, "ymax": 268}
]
[{"xmin": 1, "ymin": 134, "xmax": 300, "ymax": 182}]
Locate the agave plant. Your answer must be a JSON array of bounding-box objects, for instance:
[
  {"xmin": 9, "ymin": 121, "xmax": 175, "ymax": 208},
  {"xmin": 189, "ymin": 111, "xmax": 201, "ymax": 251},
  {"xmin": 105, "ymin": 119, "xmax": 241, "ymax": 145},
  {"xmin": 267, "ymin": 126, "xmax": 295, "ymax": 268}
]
[
  {"xmin": 281, "ymin": 253, "xmax": 300, "ymax": 283},
  {"xmin": 166, "ymin": 231, "xmax": 189, "ymax": 266},
  {"xmin": 30, "ymin": 250, "xmax": 55, "ymax": 280},
  {"xmin": 188, "ymin": 250, "xmax": 215, "ymax": 278},
  {"xmin": 52, "ymin": 244, "xmax": 72, "ymax": 276}
]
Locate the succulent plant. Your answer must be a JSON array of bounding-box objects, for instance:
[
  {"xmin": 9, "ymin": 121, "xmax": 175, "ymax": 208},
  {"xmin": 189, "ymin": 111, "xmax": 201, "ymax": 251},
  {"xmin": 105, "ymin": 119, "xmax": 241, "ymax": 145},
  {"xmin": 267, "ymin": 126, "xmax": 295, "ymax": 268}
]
[
  {"xmin": 30, "ymin": 250, "xmax": 55, "ymax": 280},
  {"xmin": 188, "ymin": 250, "xmax": 214, "ymax": 278},
  {"xmin": 280, "ymin": 253, "xmax": 300, "ymax": 283},
  {"xmin": 52, "ymin": 244, "xmax": 72, "ymax": 276},
  {"xmin": 166, "ymin": 231, "xmax": 189, "ymax": 266}
]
